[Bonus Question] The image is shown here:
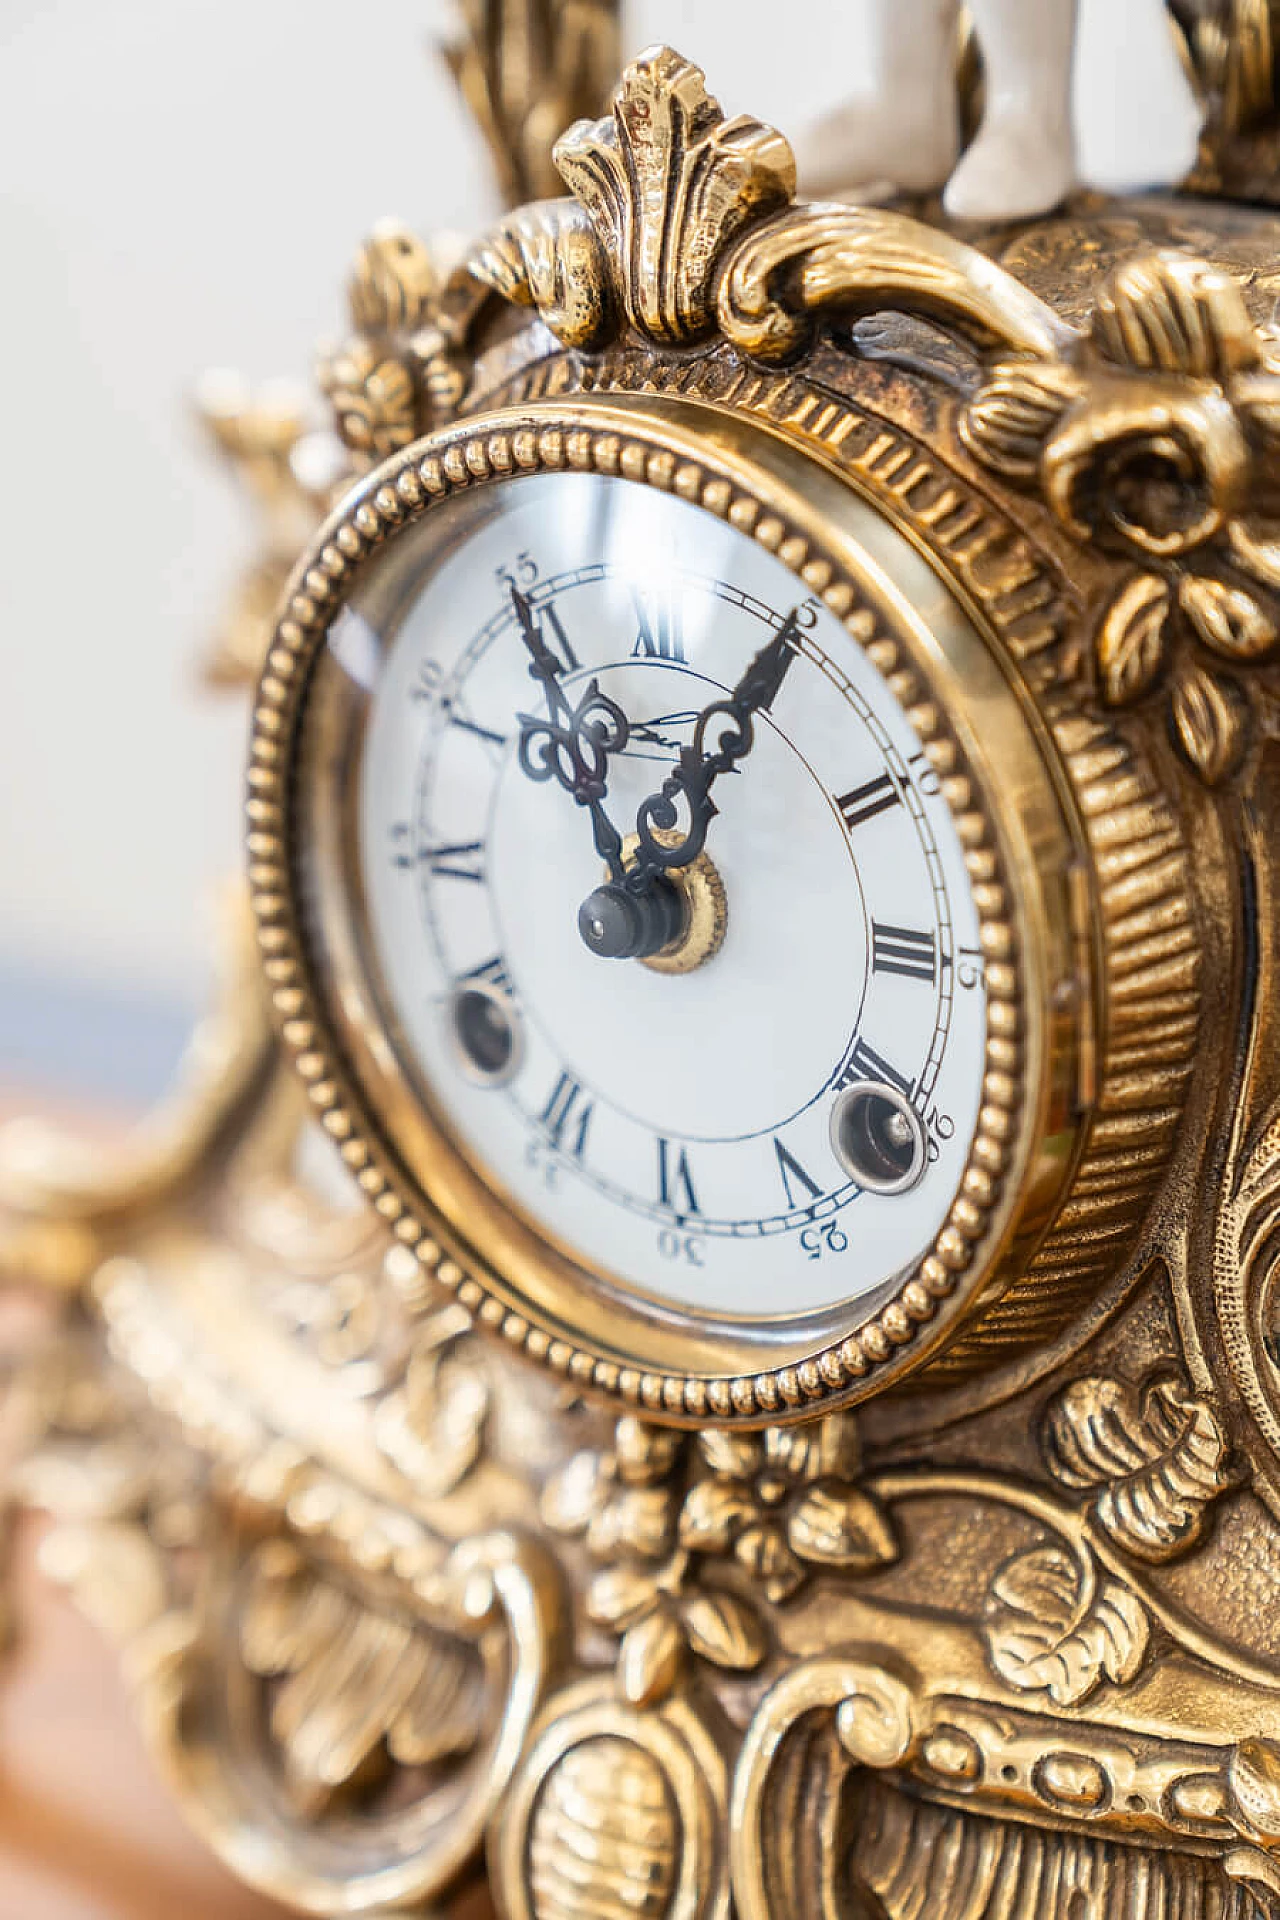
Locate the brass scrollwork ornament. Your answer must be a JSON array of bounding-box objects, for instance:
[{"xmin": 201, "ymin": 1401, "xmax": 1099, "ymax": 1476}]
[{"xmin": 13, "ymin": 6, "xmax": 1280, "ymax": 1918}]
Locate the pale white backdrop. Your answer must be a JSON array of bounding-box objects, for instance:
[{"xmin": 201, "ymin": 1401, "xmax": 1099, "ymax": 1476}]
[
  {"xmin": 0, "ymin": 0, "xmax": 870, "ymax": 1097},
  {"xmin": 0, "ymin": 0, "xmax": 1185, "ymax": 1098}
]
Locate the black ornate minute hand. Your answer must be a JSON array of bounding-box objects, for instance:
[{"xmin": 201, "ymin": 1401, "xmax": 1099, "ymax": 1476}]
[
  {"xmin": 510, "ymin": 585, "xmax": 630, "ymax": 881},
  {"xmin": 577, "ymin": 607, "xmax": 802, "ymax": 961}
]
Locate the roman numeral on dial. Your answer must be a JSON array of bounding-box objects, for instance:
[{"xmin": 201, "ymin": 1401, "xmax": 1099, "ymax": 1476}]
[
  {"xmin": 541, "ymin": 1072, "xmax": 594, "ymax": 1158},
  {"xmin": 657, "ymin": 1138, "xmax": 700, "ymax": 1215},
  {"xmin": 462, "ymin": 953, "xmax": 513, "ymax": 995},
  {"xmin": 424, "ymin": 840, "xmax": 485, "ymax": 884},
  {"xmin": 837, "ymin": 772, "xmax": 900, "ymax": 831},
  {"xmin": 872, "ymin": 921, "xmax": 936, "ymax": 982},
  {"xmin": 773, "ymin": 1136, "xmax": 823, "ymax": 1210},
  {"xmin": 450, "ymin": 711, "xmax": 508, "ymax": 748},
  {"xmin": 631, "ymin": 587, "xmax": 686, "ymax": 662},
  {"xmin": 539, "ymin": 601, "xmax": 579, "ymax": 673},
  {"xmin": 837, "ymin": 1038, "xmax": 914, "ymax": 1099}
]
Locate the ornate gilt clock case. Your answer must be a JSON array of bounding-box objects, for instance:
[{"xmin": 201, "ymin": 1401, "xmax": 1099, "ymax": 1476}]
[{"xmin": 10, "ymin": 11, "xmax": 1280, "ymax": 1920}]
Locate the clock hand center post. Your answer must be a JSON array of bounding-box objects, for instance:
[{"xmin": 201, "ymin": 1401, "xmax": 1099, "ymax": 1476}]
[
  {"xmin": 578, "ymin": 606, "xmax": 803, "ymax": 966},
  {"xmin": 509, "ymin": 582, "xmax": 692, "ymax": 963}
]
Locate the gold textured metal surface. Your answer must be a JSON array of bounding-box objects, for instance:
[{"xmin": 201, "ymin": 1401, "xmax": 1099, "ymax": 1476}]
[{"xmin": 7, "ymin": 16, "xmax": 1280, "ymax": 1920}]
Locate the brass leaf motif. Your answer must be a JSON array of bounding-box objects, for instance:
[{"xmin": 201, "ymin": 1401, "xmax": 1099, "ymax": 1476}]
[
  {"xmin": 614, "ymin": 1416, "xmax": 683, "ymax": 1486},
  {"xmin": 1091, "ymin": 251, "xmax": 1260, "ymax": 381},
  {"xmin": 678, "ymin": 1476, "xmax": 758, "ymax": 1555},
  {"xmin": 735, "ymin": 1521, "xmax": 806, "ymax": 1606},
  {"xmin": 785, "ymin": 1482, "xmax": 897, "ymax": 1573},
  {"xmin": 1170, "ymin": 659, "xmax": 1249, "ymax": 784},
  {"xmin": 587, "ymin": 1561, "xmax": 663, "ymax": 1630},
  {"xmin": 317, "ymin": 341, "xmax": 418, "ymax": 463},
  {"xmin": 680, "ymin": 1588, "xmax": 767, "ymax": 1671},
  {"xmin": 698, "ymin": 1427, "xmax": 760, "ymax": 1480},
  {"xmin": 959, "ymin": 361, "xmax": 1082, "ymax": 479},
  {"xmin": 587, "ymin": 1482, "xmax": 676, "ymax": 1561},
  {"xmin": 541, "ymin": 1447, "xmax": 607, "ymax": 1534},
  {"xmin": 1230, "ymin": 1739, "xmax": 1280, "ymax": 1846},
  {"xmin": 618, "ymin": 1605, "xmax": 683, "ymax": 1706},
  {"xmin": 1044, "ymin": 1374, "xmax": 1233, "ymax": 1563},
  {"xmin": 239, "ymin": 1541, "xmax": 486, "ymax": 1802},
  {"xmin": 348, "ymin": 220, "xmax": 438, "ymax": 335},
  {"xmin": 984, "ymin": 1544, "xmax": 1150, "ymax": 1707},
  {"xmin": 554, "ymin": 44, "xmax": 794, "ymax": 345},
  {"xmin": 1180, "ymin": 574, "xmax": 1279, "ymax": 660},
  {"xmin": 465, "ymin": 199, "xmax": 613, "ymax": 350},
  {"xmin": 1096, "ymin": 574, "xmax": 1172, "ymax": 705}
]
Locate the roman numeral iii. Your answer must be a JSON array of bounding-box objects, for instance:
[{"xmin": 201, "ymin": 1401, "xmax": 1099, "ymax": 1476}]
[{"xmin": 871, "ymin": 921, "xmax": 936, "ymax": 982}]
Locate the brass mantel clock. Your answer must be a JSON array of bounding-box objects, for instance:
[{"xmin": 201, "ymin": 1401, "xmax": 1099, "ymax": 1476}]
[{"xmin": 13, "ymin": 7, "xmax": 1280, "ymax": 1919}]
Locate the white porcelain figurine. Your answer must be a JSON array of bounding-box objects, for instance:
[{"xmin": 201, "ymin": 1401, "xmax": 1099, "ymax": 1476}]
[{"xmin": 797, "ymin": 0, "xmax": 1204, "ymax": 220}]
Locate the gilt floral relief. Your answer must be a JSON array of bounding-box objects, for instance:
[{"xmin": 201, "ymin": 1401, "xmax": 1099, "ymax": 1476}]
[{"xmin": 963, "ymin": 250, "xmax": 1280, "ymax": 784}]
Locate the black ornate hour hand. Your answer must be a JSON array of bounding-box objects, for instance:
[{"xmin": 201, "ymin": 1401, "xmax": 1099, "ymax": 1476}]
[
  {"xmin": 510, "ymin": 585, "xmax": 630, "ymax": 882},
  {"xmin": 578, "ymin": 607, "xmax": 802, "ymax": 962}
]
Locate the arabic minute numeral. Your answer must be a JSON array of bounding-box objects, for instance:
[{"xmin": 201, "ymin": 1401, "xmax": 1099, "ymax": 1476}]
[
  {"xmin": 540, "ymin": 1072, "xmax": 594, "ymax": 1159},
  {"xmin": 524, "ymin": 1138, "xmax": 561, "ymax": 1191},
  {"xmin": 957, "ymin": 944, "xmax": 986, "ymax": 990},
  {"xmin": 871, "ymin": 921, "xmax": 937, "ymax": 983},
  {"xmin": 800, "ymin": 1220, "xmax": 849, "ymax": 1261},
  {"xmin": 658, "ymin": 1228, "xmax": 705, "ymax": 1266},
  {"xmin": 773, "ymin": 1136, "xmax": 823, "ymax": 1210},
  {"xmin": 908, "ymin": 747, "xmax": 941, "ymax": 797},
  {"xmin": 495, "ymin": 550, "xmax": 539, "ymax": 592},
  {"xmin": 925, "ymin": 1106, "xmax": 955, "ymax": 1164},
  {"xmin": 411, "ymin": 657, "xmax": 443, "ymax": 704}
]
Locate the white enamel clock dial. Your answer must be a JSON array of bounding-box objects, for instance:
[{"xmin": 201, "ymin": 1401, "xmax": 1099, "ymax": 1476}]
[{"xmin": 348, "ymin": 470, "xmax": 988, "ymax": 1319}]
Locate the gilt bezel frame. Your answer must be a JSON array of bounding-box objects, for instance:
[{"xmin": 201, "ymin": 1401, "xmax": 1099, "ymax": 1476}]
[{"xmin": 248, "ymin": 394, "xmax": 1088, "ymax": 1424}]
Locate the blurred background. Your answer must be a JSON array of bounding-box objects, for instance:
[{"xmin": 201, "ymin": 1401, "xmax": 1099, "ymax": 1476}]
[
  {"xmin": 0, "ymin": 0, "xmax": 1191, "ymax": 1121},
  {"xmin": 0, "ymin": 0, "xmax": 874, "ymax": 1118}
]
